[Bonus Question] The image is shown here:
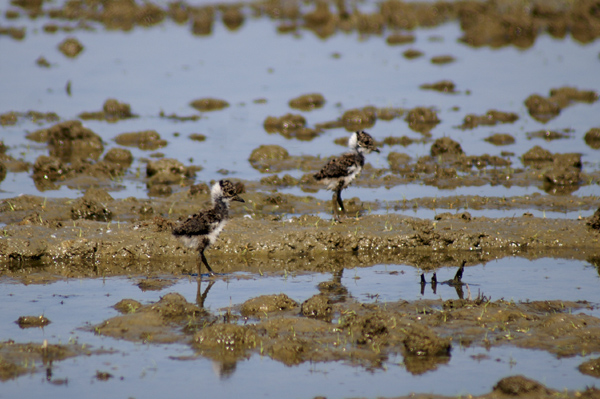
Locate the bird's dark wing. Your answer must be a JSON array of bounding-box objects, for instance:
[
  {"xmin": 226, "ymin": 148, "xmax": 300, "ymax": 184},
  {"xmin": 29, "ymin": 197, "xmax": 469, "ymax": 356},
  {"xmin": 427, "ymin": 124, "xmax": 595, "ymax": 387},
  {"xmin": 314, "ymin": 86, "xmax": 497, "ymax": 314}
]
[
  {"xmin": 314, "ymin": 153, "xmax": 362, "ymax": 180},
  {"xmin": 172, "ymin": 209, "xmax": 221, "ymax": 237}
]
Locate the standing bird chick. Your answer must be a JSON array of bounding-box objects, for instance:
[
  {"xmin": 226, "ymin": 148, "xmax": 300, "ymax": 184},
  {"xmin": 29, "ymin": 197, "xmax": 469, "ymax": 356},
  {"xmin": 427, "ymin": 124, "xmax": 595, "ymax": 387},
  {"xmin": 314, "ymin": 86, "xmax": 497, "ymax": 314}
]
[
  {"xmin": 314, "ymin": 131, "xmax": 379, "ymax": 221},
  {"xmin": 172, "ymin": 180, "xmax": 244, "ymax": 276}
]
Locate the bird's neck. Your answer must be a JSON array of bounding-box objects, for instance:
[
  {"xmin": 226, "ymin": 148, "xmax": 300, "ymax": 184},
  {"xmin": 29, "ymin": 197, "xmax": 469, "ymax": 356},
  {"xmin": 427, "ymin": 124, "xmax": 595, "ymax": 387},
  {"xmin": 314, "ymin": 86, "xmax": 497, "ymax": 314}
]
[
  {"xmin": 212, "ymin": 196, "xmax": 230, "ymax": 215},
  {"xmin": 352, "ymin": 148, "xmax": 365, "ymax": 163}
]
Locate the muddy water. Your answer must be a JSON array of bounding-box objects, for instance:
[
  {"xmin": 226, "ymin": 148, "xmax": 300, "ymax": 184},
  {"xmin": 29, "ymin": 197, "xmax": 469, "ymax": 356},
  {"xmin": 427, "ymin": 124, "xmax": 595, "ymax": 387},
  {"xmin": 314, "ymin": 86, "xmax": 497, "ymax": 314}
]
[{"xmin": 2, "ymin": 0, "xmax": 600, "ymax": 398}]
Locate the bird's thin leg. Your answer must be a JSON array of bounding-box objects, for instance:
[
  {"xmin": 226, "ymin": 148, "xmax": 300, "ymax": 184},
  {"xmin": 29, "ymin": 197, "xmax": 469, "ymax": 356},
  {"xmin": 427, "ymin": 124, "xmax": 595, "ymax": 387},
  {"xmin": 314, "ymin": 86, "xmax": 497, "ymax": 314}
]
[
  {"xmin": 198, "ymin": 248, "xmax": 215, "ymax": 276},
  {"xmin": 336, "ymin": 188, "xmax": 345, "ymax": 213},
  {"xmin": 332, "ymin": 185, "xmax": 345, "ymax": 222}
]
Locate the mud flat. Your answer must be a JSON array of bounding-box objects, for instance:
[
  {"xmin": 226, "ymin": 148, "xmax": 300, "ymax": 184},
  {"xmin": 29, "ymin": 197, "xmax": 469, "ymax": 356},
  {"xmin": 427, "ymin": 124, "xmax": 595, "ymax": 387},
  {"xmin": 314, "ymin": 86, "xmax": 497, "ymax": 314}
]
[{"xmin": 1, "ymin": 0, "xmax": 600, "ymax": 397}]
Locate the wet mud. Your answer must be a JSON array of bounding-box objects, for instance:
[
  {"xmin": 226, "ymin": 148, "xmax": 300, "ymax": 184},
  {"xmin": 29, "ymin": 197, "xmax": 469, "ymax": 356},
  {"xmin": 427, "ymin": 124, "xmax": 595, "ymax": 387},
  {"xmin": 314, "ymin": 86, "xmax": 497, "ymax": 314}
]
[
  {"xmin": 0, "ymin": 340, "xmax": 108, "ymax": 382},
  {"xmin": 2, "ymin": 0, "xmax": 600, "ymax": 396},
  {"xmin": 84, "ymin": 282, "xmax": 600, "ymax": 392}
]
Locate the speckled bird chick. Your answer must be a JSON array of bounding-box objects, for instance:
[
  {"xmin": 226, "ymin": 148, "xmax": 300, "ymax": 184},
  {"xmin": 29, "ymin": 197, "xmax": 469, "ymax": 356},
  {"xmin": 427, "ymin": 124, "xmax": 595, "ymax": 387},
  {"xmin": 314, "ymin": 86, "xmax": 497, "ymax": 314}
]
[
  {"xmin": 172, "ymin": 180, "xmax": 244, "ymax": 276},
  {"xmin": 314, "ymin": 131, "xmax": 379, "ymax": 221}
]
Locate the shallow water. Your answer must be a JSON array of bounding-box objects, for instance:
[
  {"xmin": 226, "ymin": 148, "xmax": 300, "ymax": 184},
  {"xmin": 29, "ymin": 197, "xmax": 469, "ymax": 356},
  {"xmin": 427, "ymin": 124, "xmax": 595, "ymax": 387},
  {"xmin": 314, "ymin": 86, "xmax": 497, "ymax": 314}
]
[
  {"xmin": 1, "ymin": 15, "xmax": 600, "ymax": 201},
  {"xmin": 0, "ymin": 345, "xmax": 596, "ymax": 399},
  {"xmin": 1, "ymin": 256, "xmax": 599, "ymax": 397}
]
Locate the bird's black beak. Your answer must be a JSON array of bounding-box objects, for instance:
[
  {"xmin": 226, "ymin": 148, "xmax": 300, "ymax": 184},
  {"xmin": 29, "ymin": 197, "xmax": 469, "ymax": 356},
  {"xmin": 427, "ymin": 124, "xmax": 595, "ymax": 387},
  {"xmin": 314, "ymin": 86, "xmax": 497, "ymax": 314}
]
[
  {"xmin": 233, "ymin": 195, "xmax": 245, "ymax": 203},
  {"xmin": 373, "ymin": 148, "xmax": 380, "ymax": 153}
]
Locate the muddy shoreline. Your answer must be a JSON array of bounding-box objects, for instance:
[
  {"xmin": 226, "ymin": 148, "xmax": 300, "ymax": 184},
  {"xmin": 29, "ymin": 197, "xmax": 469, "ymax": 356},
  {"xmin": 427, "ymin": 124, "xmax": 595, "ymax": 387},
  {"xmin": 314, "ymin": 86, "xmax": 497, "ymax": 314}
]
[{"xmin": 1, "ymin": 190, "xmax": 599, "ymax": 277}]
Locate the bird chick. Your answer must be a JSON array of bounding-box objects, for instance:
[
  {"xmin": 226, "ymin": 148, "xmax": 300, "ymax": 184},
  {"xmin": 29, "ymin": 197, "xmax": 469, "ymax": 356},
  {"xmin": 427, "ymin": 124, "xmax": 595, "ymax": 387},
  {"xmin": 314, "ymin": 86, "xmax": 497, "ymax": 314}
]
[
  {"xmin": 173, "ymin": 180, "xmax": 244, "ymax": 276},
  {"xmin": 314, "ymin": 131, "xmax": 379, "ymax": 221}
]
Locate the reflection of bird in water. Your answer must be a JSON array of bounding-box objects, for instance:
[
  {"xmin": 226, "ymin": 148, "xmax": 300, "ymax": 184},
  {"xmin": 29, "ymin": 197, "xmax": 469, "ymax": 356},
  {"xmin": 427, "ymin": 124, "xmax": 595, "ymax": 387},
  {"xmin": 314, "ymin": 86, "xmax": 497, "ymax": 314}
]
[
  {"xmin": 420, "ymin": 261, "xmax": 466, "ymax": 299},
  {"xmin": 196, "ymin": 280, "xmax": 215, "ymax": 308},
  {"xmin": 212, "ymin": 360, "xmax": 237, "ymax": 380},
  {"xmin": 173, "ymin": 180, "xmax": 244, "ymax": 276},
  {"xmin": 314, "ymin": 131, "xmax": 379, "ymax": 221}
]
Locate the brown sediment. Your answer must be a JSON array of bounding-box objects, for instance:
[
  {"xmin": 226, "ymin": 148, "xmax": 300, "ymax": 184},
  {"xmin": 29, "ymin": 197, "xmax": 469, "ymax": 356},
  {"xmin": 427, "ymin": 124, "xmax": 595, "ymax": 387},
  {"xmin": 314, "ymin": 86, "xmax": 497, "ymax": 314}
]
[
  {"xmin": 288, "ymin": 93, "xmax": 326, "ymax": 111},
  {"xmin": 84, "ymin": 279, "xmax": 600, "ymax": 375},
  {"xmin": 341, "ymin": 107, "xmax": 377, "ymax": 131},
  {"xmin": 58, "ymin": 37, "xmax": 84, "ymax": 58},
  {"xmin": 79, "ymin": 99, "xmax": 136, "ymax": 122},
  {"xmin": 526, "ymin": 130, "xmax": 570, "ymax": 141},
  {"xmin": 0, "ymin": 340, "xmax": 102, "ymax": 382},
  {"xmin": 4, "ymin": 0, "xmax": 598, "ymax": 49},
  {"xmin": 430, "ymin": 55, "xmax": 455, "ymax": 64},
  {"xmin": 189, "ymin": 98, "xmax": 229, "ymax": 112},
  {"xmin": 405, "ymin": 107, "xmax": 440, "ymax": 135},
  {"xmin": 386, "ymin": 33, "xmax": 415, "ymax": 45},
  {"xmin": 459, "ymin": 110, "xmax": 519, "ymax": 130},
  {"xmin": 27, "ymin": 120, "xmax": 104, "ymax": 162},
  {"xmin": 525, "ymin": 87, "xmax": 598, "ymax": 123},
  {"xmin": 1, "ymin": 194, "xmax": 600, "ymax": 277},
  {"xmin": 263, "ymin": 113, "xmax": 320, "ymax": 140},
  {"xmin": 115, "ymin": 130, "xmax": 167, "ymax": 151},
  {"xmin": 420, "ymin": 80, "xmax": 456, "ymax": 93},
  {"xmin": 485, "ymin": 133, "xmax": 515, "ymax": 146},
  {"xmin": 584, "ymin": 128, "xmax": 600, "ymax": 149},
  {"xmin": 16, "ymin": 315, "xmax": 50, "ymax": 328}
]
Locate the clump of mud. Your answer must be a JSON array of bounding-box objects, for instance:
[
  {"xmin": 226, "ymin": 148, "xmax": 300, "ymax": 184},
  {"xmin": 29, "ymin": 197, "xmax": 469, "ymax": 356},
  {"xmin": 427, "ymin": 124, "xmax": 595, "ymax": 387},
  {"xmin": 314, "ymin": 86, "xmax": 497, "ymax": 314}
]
[
  {"xmin": 16, "ymin": 315, "xmax": 50, "ymax": 328},
  {"xmin": 588, "ymin": 208, "xmax": 600, "ymax": 231},
  {"xmin": 1, "ymin": 110, "xmax": 58, "ymax": 126},
  {"xmin": 525, "ymin": 87, "xmax": 598, "ymax": 122},
  {"xmin": 459, "ymin": 110, "xmax": 518, "ymax": 129},
  {"xmin": 260, "ymin": 173, "xmax": 299, "ymax": 187},
  {"xmin": 288, "ymin": 93, "xmax": 325, "ymax": 111},
  {"xmin": 263, "ymin": 113, "xmax": 319, "ymax": 140},
  {"xmin": 578, "ymin": 357, "xmax": 600, "ymax": 378},
  {"xmin": 191, "ymin": 7, "xmax": 215, "ymax": 36},
  {"xmin": 493, "ymin": 375, "xmax": 551, "ymax": 396},
  {"xmin": 189, "ymin": 98, "xmax": 229, "ymax": 111},
  {"xmin": 420, "ymin": 80, "xmax": 456, "ymax": 93},
  {"xmin": 145, "ymin": 158, "xmax": 197, "ymax": 196},
  {"xmin": 300, "ymin": 294, "xmax": 332, "ymax": 320},
  {"xmin": 79, "ymin": 99, "xmax": 136, "ymax": 122},
  {"xmin": 58, "ymin": 37, "xmax": 83, "ymax": 57},
  {"xmin": 527, "ymin": 129, "xmax": 569, "ymax": 141},
  {"xmin": 430, "ymin": 137, "xmax": 463, "ymax": 157},
  {"xmin": 405, "ymin": 107, "xmax": 440, "ymax": 135},
  {"xmin": 222, "ymin": 6, "xmax": 244, "ymax": 31},
  {"xmin": 103, "ymin": 147, "xmax": 133, "ymax": 168},
  {"xmin": 387, "ymin": 152, "xmax": 411, "ymax": 172},
  {"xmin": 430, "ymin": 55, "xmax": 455, "ymax": 64},
  {"xmin": 71, "ymin": 188, "xmax": 113, "ymax": 221},
  {"xmin": 94, "ymin": 293, "xmax": 205, "ymax": 343},
  {"xmin": 521, "ymin": 146, "xmax": 582, "ymax": 189},
  {"xmin": 341, "ymin": 107, "xmax": 377, "ymax": 131},
  {"xmin": 114, "ymin": 130, "xmax": 167, "ymax": 150},
  {"xmin": 584, "ymin": 128, "xmax": 600, "ymax": 149},
  {"xmin": 485, "ymin": 133, "xmax": 515, "ymax": 145},
  {"xmin": 193, "ymin": 323, "xmax": 258, "ymax": 361},
  {"xmin": 240, "ymin": 293, "xmax": 298, "ymax": 317},
  {"xmin": 188, "ymin": 133, "xmax": 206, "ymax": 142},
  {"xmin": 403, "ymin": 48, "xmax": 424, "ymax": 59},
  {"xmin": 248, "ymin": 145, "xmax": 289, "ymax": 172},
  {"xmin": 27, "ymin": 120, "xmax": 104, "ymax": 162},
  {"xmin": 386, "ymin": 33, "xmax": 415, "ymax": 45}
]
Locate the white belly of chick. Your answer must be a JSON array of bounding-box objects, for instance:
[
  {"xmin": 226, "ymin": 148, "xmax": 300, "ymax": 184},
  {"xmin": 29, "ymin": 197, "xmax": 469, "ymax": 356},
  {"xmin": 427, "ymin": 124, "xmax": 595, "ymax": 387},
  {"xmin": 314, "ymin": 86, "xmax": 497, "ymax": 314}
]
[
  {"xmin": 325, "ymin": 164, "xmax": 361, "ymax": 190},
  {"xmin": 207, "ymin": 220, "xmax": 227, "ymax": 245}
]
